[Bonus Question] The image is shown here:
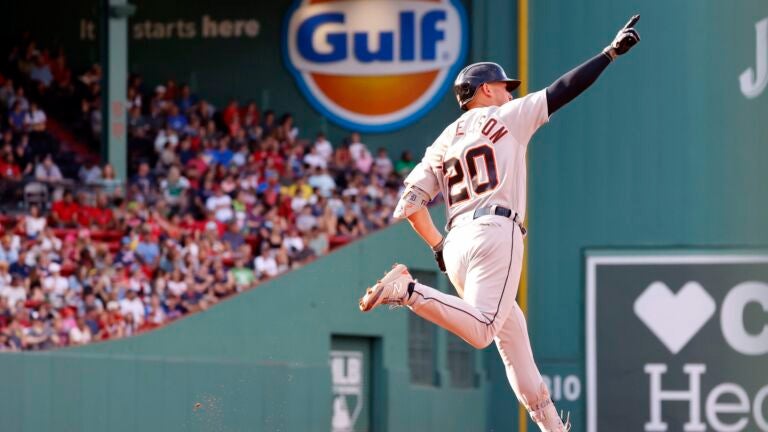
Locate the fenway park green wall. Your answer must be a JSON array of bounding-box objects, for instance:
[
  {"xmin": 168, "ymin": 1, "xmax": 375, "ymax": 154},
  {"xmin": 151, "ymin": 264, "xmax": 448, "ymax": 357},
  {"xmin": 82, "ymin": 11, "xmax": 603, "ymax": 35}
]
[{"xmin": 0, "ymin": 209, "xmax": 499, "ymax": 432}]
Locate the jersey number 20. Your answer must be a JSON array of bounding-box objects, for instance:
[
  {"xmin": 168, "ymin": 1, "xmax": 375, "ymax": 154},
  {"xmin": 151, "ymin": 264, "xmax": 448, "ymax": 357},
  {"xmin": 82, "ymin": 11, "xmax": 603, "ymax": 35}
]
[{"xmin": 442, "ymin": 144, "xmax": 499, "ymax": 206}]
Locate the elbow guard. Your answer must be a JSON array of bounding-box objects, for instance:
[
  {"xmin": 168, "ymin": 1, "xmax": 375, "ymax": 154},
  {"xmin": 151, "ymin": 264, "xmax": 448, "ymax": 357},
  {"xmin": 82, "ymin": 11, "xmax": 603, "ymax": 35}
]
[{"xmin": 393, "ymin": 185, "xmax": 431, "ymax": 220}]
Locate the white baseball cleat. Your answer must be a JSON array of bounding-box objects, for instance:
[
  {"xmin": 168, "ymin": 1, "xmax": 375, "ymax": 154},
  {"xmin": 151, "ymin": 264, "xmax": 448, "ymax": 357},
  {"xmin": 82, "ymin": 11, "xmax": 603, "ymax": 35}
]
[{"xmin": 359, "ymin": 264, "xmax": 415, "ymax": 312}]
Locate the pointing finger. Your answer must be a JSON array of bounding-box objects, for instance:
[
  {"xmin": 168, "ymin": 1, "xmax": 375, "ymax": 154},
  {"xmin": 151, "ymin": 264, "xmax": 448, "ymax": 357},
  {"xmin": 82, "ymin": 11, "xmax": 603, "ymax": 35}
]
[{"xmin": 623, "ymin": 14, "xmax": 640, "ymax": 30}]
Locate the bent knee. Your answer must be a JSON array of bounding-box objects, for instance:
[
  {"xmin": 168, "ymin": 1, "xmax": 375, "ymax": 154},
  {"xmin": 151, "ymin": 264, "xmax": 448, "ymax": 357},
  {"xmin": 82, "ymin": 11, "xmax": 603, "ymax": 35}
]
[{"xmin": 466, "ymin": 332, "xmax": 495, "ymax": 349}]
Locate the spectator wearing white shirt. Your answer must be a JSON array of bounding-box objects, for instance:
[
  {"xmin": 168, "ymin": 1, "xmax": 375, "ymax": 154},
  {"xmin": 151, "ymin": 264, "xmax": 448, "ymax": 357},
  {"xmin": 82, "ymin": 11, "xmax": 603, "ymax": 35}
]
[
  {"xmin": 24, "ymin": 204, "xmax": 47, "ymax": 239},
  {"xmin": 348, "ymin": 132, "xmax": 373, "ymax": 173},
  {"xmin": 0, "ymin": 275, "xmax": 26, "ymax": 310},
  {"xmin": 284, "ymin": 229, "xmax": 304, "ymax": 256},
  {"xmin": 24, "ymin": 102, "xmax": 47, "ymax": 132},
  {"xmin": 303, "ymin": 146, "xmax": 327, "ymax": 170},
  {"xmin": 119, "ymin": 289, "xmax": 145, "ymax": 325},
  {"xmin": 308, "ymin": 167, "xmax": 336, "ymax": 197},
  {"xmin": 69, "ymin": 317, "xmax": 92, "ymax": 345},
  {"xmin": 42, "ymin": 263, "xmax": 68, "ymax": 308},
  {"xmin": 206, "ymin": 188, "xmax": 234, "ymax": 223},
  {"xmin": 313, "ymin": 132, "xmax": 333, "ymax": 161},
  {"xmin": 254, "ymin": 247, "xmax": 278, "ymax": 280},
  {"xmin": 154, "ymin": 125, "xmax": 179, "ymax": 154},
  {"xmin": 373, "ymin": 147, "xmax": 394, "ymax": 178}
]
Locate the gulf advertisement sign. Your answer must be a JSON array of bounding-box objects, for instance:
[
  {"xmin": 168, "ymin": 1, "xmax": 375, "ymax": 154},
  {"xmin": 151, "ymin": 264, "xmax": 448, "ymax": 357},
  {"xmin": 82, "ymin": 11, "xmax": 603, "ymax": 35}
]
[{"xmin": 283, "ymin": 0, "xmax": 468, "ymax": 133}]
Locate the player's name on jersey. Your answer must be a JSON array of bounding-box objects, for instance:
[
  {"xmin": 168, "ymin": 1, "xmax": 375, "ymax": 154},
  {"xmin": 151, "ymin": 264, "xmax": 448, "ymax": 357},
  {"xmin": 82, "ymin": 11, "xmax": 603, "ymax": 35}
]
[{"xmin": 455, "ymin": 117, "xmax": 508, "ymax": 143}]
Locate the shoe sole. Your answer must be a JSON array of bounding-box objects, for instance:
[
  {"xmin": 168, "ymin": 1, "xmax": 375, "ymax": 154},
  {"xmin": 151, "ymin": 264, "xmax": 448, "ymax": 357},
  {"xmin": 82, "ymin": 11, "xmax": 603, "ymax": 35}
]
[{"xmin": 359, "ymin": 263, "xmax": 409, "ymax": 312}]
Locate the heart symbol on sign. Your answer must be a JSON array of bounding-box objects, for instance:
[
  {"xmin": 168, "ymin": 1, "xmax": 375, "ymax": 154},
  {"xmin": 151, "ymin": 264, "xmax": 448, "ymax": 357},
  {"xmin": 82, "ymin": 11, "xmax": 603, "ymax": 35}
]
[{"xmin": 633, "ymin": 281, "xmax": 716, "ymax": 355}]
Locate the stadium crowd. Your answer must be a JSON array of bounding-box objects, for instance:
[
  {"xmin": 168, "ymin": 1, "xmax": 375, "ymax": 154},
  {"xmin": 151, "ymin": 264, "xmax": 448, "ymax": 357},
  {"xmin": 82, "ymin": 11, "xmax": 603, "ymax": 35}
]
[{"xmin": 0, "ymin": 36, "xmax": 420, "ymax": 351}]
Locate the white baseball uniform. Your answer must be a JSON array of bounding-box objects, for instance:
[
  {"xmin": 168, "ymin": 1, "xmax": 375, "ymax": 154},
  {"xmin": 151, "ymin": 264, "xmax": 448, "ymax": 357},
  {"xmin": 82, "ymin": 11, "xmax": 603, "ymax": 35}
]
[{"xmin": 402, "ymin": 90, "xmax": 563, "ymax": 429}]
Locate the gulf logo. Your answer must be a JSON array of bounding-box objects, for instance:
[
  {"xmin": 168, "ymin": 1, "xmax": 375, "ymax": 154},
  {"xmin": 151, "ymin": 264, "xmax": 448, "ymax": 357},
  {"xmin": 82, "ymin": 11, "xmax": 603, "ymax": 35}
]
[{"xmin": 283, "ymin": 0, "xmax": 468, "ymax": 133}]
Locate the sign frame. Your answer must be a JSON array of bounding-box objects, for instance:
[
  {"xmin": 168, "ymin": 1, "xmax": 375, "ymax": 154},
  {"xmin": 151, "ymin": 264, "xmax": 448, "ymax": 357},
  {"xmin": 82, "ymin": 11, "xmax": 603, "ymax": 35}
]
[{"xmin": 585, "ymin": 250, "xmax": 768, "ymax": 432}]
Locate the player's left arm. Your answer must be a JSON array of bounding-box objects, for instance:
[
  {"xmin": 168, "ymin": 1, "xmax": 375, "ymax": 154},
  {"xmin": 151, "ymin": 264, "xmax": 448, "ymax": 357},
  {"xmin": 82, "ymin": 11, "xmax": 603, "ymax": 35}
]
[
  {"xmin": 546, "ymin": 15, "xmax": 641, "ymax": 115},
  {"xmin": 393, "ymin": 140, "xmax": 448, "ymax": 271}
]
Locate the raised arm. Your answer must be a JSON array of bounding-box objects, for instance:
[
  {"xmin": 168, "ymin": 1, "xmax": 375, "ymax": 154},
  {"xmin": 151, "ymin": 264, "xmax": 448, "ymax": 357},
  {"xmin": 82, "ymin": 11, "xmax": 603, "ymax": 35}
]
[{"xmin": 546, "ymin": 15, "xmax": 641, "ymax": 116}]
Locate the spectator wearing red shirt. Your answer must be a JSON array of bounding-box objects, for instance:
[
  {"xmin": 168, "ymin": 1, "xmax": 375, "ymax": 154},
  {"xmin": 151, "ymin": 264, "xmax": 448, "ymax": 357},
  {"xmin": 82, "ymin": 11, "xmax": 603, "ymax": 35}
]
[
  {"xmin": 0, "ymin": 153, "xmax": 21, "ymax": 180},
  {"xmin": 78, "ymin": 193, "xmax": 113, "ymax": 229},
  {"xmin": 221, "ymin": 99, "xmax": 239, "ymax": 128},
  {"xmin": 51, "ymin": 191, "xmax": 80, "ymax": 227}
]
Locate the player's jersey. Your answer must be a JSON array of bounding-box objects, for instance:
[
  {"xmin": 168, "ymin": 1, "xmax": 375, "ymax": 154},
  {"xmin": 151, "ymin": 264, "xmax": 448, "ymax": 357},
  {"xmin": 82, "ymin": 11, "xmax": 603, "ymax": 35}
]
[{"xmin": 403, "ymin": 89, "xmax": 549, "ymax": 227}]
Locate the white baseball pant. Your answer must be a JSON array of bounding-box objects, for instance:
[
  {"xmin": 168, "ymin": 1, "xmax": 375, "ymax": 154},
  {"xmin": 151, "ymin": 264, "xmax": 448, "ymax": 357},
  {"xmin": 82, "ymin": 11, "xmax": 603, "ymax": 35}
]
[{"xmin": 407, "ymin": 215, "xmax": 566, "ymax": 431}]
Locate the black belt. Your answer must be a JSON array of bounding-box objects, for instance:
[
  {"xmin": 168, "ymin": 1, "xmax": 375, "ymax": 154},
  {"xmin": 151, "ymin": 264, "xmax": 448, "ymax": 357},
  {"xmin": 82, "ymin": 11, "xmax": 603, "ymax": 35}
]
[
  {"xmin": 473, "ymin": 206, "xmax": 514, "ymax": 219},
  {"xmin": 449, "ymin": 205, "xmax": 526, "ymax": 235}
]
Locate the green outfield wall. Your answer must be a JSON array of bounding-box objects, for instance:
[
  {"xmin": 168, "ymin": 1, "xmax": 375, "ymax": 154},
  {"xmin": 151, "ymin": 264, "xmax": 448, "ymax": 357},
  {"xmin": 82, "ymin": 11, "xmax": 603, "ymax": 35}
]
[
  {"xmin": 0, "ymin": 210, "xmax": 501, "ymax": 432},
  {"xmin": 522, "ymin": 1, "xmax": 768, "ymax": 431}
]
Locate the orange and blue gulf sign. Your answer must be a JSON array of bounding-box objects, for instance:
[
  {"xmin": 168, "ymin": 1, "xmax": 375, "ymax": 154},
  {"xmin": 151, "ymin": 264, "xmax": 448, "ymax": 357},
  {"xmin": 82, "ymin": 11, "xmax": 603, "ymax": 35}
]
[{"xmin": 283, "ymin": 0, "xmax": 469, "ymax": 133}]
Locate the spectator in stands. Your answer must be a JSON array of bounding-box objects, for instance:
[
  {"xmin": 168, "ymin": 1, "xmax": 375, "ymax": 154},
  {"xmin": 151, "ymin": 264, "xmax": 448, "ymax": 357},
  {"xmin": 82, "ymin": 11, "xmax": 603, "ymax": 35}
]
[
  {"xmin": 118, "ymin": 288, "xmax": 145, "ymax": 326},
  {"xmin": 395, "ymin": 150, "xmax": 417, "ymax": 177},
  {"xmin": 277, "ymin": 113, "xmax": 299, "ymax": 144},
  {"xmin": 135, "ymin": 231, "xmax": 161, "ymax": 267},
  {"xmin": 80, "ymin": 64, "xmax": 101, "ymax": 87},
  {"xmin": 254, "ymin": 246, "xmax": 277, "ymax": 280},
  {"xmin": 24, "ymin": 102, "xmax": 47, "ymax": 132},
  {"xmin": 373, "ymin": 147, "xmax": 393, "ymax": 178},
  {"xmin": 95, "ymin": 163, "xmax": 121, "ymax": 196},
  {"xmin": 22, "ymin": 204, "xmax": 47, "ymax": 239},
  {"xmin": 0, "ymin": 79, "xmax": 14, "ymax": 107},
  {"xmin": 177, "ymin": 84, "xmax": 197, "ymax": 113},
  {"xmin": 50, "ymin": 52, "xmax": 72, "ymax": 91},
  {"xmin": 42, "ymin": 262, "xmax": 69, "ymax": 308},
  {"xmin": 78, "ymin": 160, "xmax": 102, "ymax": 184},
  {"xmin": 160, "ymin": 165, "xmax": 190, "ymax": 207},
  {"xmin": 0, "ymin": 152, "xmax": 21, "ymax": 180},
  {"xmin": 260, "ymin": 110, "xmax": 275, "ymax": 138},
  {"xmin": 337, "ymin": 208, "xmax": 366, "ymax": 239},
  {"xmin": 8, "ymin": 86, "xmax": 28, "ymax": 111},
  {"xmin": 51, "ymin": 191, "xmax": 80, "ymax": 227},
  {"xmin": 332, "ymin": 141, "xmax": 353, "ymax": 172},
  {"xmin": 154, "ymin": 124, "xmax": 179, "ymax": 154},
  {"xmin": 166, "ymin": 104, "xmax": 188, "ymax": 132},
  {"xmin": 25, "ymin": 314, "xmax": 58, "ymax": 350},
  {"xmin": 0, "ymin": 275, "xmax": 25, "ymax": 309},
  {"xmin": 29, "ymin": 53, "xmax": 53, "ymax": 89},
  {"xmin": 0, "ymin": 235, "xmax": 20, "ymax": 265},
  {"xmin": 206, "ymin": 187, "xmax": 234, "ymax": 223},
  {"xmin": 7, "ymin": 101, "xmax": 26, "ymax": 133},
  {"xmin": 303, "ymin": 145, "xmax": 326, "ymax": 170},
  {"xmin": 313, "ymin": 132, "xmax": 333, "ymax": 162},
  {"xmin": 131, "ymin": 161, "xmax": 155, "ymax": 199},
  {"xmin": 128, "ymin": 105, "xmax": 150, "ymax": 139},
  {"xmin": 68, "ymin": 316, "xmax": 92, "ymax": 345},
  {"xmin": 229, "ymin": 258, "xmax": 255, "ymax": 291},
  {"xmin": 13, "ymin": 134, "xmax": 33, "ymax": 178},
  {"xmin": 34, "ymin": 154, "xmax": 63, "ymax": 182}
]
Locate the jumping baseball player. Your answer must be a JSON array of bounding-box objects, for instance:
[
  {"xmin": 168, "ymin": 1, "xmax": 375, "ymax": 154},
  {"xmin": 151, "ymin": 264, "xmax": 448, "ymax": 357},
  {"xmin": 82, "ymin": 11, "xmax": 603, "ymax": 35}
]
[{"xmin": 359, "ymin": 15, "xmax": 641, "ymax": 431}]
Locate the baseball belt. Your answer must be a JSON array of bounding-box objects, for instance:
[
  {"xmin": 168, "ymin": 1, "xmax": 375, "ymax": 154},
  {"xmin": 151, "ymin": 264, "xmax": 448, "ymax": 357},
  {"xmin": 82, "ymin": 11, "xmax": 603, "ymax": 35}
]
[{"xmin": 448, "ymin": 205, "xmax": 527, "ymax": 235}]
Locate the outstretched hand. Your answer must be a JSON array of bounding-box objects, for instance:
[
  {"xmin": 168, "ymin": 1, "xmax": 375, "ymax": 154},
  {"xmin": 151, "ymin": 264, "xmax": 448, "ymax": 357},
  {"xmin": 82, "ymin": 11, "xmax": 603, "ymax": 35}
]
[{"xmin": 604, "ymin": 14, "xmax": 641, "ymax": 61}]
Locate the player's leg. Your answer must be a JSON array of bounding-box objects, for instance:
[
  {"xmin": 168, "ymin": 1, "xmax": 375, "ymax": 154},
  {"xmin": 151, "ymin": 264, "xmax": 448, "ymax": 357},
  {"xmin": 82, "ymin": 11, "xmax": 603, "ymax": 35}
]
[
  {"xmin": 495, "ymin": 302, "xmax": 569, "ymax": 431},
  {"xmin": 408, "ymin": 218, "xmax": 523, "ymax": 349}
]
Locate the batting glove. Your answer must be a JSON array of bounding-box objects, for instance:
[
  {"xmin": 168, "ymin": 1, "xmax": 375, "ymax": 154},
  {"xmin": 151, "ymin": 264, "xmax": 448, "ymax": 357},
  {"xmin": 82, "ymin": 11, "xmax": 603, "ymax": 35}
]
[
  {"xmin": 432, "ymin": 238, "xmax": 446, "ymax": 273},
  {"xmin": 603, "ymin": 14, "xmax": 641, "ymax": 61}
]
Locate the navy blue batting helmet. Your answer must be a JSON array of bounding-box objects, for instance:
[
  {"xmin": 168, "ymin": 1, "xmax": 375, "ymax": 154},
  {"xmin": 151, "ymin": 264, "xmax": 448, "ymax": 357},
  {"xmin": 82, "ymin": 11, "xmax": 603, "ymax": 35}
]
[{"xmin": 453, "ymin": 62, "xmax": 521, "ymax": 110}]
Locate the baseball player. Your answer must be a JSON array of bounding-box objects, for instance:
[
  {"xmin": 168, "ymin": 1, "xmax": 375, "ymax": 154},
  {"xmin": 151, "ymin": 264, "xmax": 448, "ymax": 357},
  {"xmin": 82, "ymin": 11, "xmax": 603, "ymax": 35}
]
[{"xmin": 359, "ymin": 15, "xmax": 641, "ymax": 431}]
